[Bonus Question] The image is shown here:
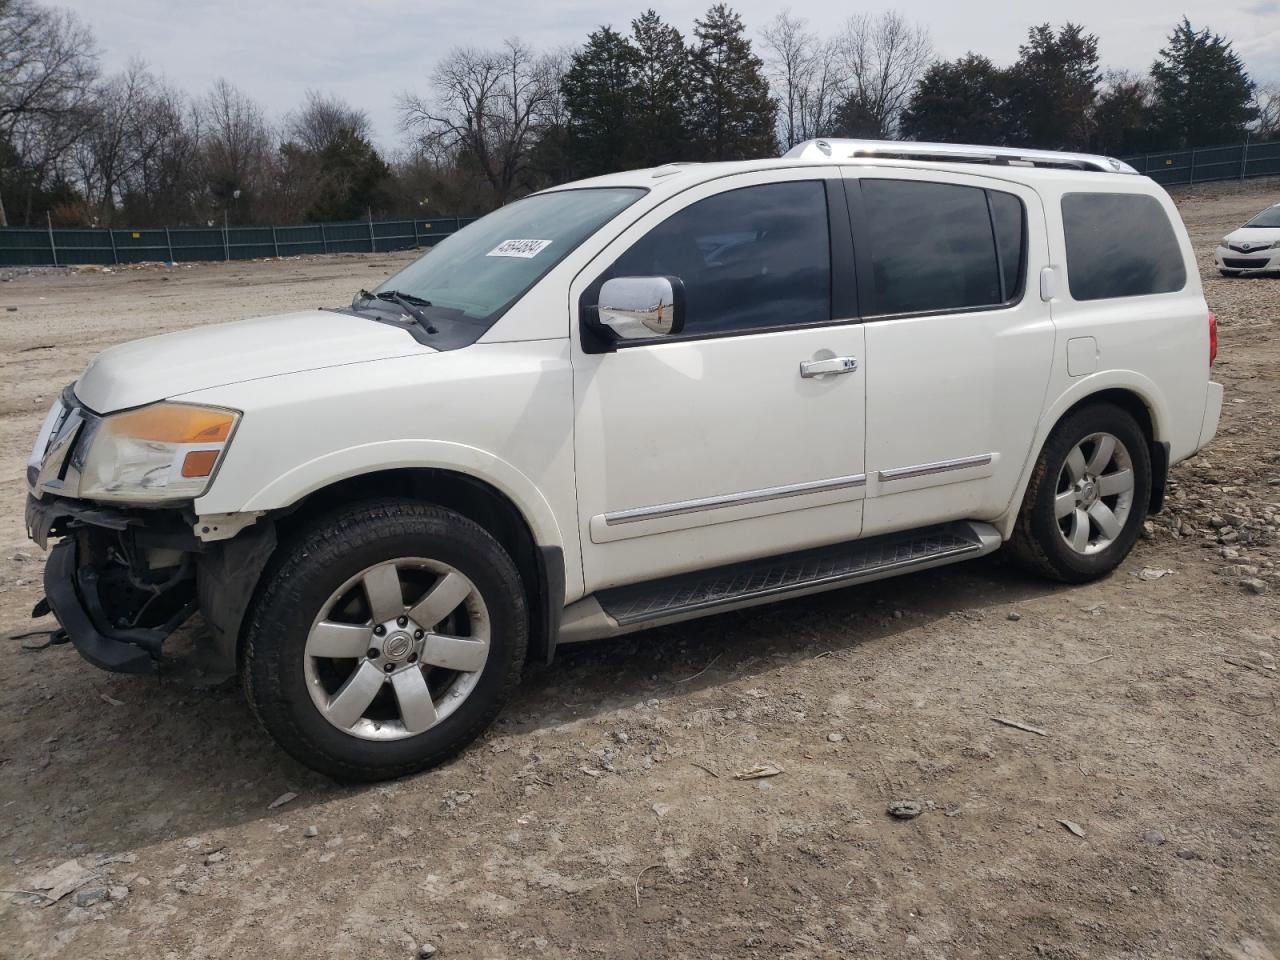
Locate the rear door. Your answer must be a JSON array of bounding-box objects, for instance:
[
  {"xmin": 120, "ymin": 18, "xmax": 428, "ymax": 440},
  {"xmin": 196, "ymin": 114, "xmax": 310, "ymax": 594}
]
[{"xmin": 843, "ymin": 169, "xmax": 1056, "ymax": 536}]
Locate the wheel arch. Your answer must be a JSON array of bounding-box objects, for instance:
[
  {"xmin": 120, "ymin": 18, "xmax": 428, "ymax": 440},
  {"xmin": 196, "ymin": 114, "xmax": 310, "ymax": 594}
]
[
  {"xmin": 292, "ymin": 467, "xmax": 564, "ymax": 667},
  {"xmin": 998, "ymin": 379, "xmax": 1168, "ymax": 538},
  {"xmin": 219, "ymin": 465, "xmax": 566, "ymax": 669}
]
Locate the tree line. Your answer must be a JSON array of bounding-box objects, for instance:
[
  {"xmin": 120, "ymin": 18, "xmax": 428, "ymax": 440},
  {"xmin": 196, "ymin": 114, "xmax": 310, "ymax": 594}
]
[{"xmin": 2, "ymin": 0, "xmax": 1276, "ymax": 229}]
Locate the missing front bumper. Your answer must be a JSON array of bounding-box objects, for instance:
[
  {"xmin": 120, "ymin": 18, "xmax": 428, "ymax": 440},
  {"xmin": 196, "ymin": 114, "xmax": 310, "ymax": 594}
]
[
  {"xmin": 41, "ymin": 538, "xmax": 195, "ymax": 674},
  {"xmin": 28, "ymin": 493, "xmax": 277, "ymax": 676}
]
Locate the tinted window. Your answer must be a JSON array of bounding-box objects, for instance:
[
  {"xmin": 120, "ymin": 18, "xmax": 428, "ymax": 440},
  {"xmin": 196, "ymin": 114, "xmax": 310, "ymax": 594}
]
[
  {"xmin": 610, "ymin": 181, "xmax": 830, "ymax": 335},
  {"xmin": 861, "ymin": 180, "xmax": 1016, "ymax": 315},
  {"xmin": 989, "ymin": 190, "xmax": 1026, "ymax": 301},
  {"xmin": 1061, "ymin": 193, "xmax": 1186, "ymax": 301}
]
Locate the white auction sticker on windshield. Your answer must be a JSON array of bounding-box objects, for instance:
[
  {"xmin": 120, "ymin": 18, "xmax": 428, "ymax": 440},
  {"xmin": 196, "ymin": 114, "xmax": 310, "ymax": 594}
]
[{"xmin": 486, "ymin": 238, "xmax": 552, "ymax": 259}]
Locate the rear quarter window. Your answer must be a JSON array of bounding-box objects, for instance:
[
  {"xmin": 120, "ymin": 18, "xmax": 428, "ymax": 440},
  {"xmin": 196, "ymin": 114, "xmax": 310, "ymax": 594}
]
[{"xmin": 1061, "ymin": 192, "xmax": 1187, "ymax": 301}]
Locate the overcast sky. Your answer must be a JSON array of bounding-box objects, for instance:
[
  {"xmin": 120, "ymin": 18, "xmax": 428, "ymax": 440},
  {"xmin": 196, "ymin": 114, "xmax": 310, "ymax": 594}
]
[{"xmin": 58, "ymin": 0, "xmax": 1280, "ymax": 151}]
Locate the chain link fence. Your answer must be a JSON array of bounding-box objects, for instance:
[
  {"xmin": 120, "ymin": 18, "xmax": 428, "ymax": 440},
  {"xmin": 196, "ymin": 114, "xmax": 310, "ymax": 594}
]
[{"xmin": 0, "ymin": 215, "xmax": 480, "ymax": 268}]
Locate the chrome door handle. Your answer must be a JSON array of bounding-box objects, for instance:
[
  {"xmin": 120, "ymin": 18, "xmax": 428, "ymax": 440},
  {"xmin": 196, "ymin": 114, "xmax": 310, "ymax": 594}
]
[{"xmin": 799, "ymin": 356, "xmax": 858, "ymax": 378}]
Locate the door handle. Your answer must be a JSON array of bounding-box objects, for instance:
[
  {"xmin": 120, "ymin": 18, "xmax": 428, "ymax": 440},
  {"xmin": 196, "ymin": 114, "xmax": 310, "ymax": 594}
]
[{"xmin": 799, "ymin": 356, "xmax": 858, "ymax": 378}]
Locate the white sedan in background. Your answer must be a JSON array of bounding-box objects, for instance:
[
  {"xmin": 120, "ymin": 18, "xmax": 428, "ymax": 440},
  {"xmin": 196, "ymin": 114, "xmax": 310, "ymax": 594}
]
[{"xmin": 1215, "ymin": 202, "xmax": 1280, "ymax": 276}]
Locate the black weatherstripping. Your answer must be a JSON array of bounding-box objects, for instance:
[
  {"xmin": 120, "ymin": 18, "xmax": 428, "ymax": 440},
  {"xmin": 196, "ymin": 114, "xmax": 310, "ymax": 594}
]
[{"xmin": 828, "ymin": 177, "xmax": 859, "ymax": 319}]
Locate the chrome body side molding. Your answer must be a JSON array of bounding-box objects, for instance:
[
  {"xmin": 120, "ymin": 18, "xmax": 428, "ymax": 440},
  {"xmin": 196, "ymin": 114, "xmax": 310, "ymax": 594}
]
[
  {"xmin": 877, "ymin": 454, "xmax": 993, "ymax": 483},
  {"xmin": 602, "ymin": 473, "xmax": 868, "ymax": 527}
]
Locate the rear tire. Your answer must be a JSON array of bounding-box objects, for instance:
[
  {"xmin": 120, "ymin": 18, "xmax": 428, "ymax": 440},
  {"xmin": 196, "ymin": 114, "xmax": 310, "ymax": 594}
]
[
  {"xmin": 242, "ymin": 499, "xmax": 527, "ymax": 781},
  {"xmin": 1007, "ymin": 404, "xmax": 1151, "ymax": 583}
]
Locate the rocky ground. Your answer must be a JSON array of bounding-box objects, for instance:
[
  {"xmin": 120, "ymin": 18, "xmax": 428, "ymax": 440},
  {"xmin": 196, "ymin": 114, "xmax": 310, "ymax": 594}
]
[{"xmin": 0, "ymin": 180, "xmax": 1277, "ymax": 960}]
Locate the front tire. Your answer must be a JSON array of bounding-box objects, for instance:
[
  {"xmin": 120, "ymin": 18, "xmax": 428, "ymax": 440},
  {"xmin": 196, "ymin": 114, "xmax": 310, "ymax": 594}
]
[
  {"xmin": 1008, "ymin": 404, "xmax": 1151, "ymax": 583},
  {"xmin": 242, "ymin": 500, "xmax": 527, "ymax": 781}
]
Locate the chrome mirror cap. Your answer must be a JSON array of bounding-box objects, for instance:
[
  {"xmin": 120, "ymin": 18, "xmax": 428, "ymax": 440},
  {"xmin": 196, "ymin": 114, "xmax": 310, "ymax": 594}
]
[{"xmin": 597, "ymin": 276, "xmax": 685, "ymax": 339}]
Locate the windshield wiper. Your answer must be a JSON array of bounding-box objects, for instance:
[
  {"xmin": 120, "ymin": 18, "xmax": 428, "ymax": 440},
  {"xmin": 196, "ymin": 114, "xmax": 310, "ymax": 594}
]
[{"xmin": 353, "ymin": 289, "xmax": 437, "ymax": 334}]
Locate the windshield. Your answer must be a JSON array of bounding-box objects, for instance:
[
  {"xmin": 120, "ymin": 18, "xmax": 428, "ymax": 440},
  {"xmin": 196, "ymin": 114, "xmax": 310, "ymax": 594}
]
[
  {"xmin": 376, "ymin": 188, "xmax": 645, "ymax": 325},
  {"xmin": 1243, "ymin": 205, "xmax": 1280, "ymax": 228}
]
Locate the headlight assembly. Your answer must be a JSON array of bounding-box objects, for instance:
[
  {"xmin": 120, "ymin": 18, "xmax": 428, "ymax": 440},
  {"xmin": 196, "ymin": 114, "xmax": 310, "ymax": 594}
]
[{"xmin": 79, "ymin": 402, "xmax": 240, "ymax": 503}]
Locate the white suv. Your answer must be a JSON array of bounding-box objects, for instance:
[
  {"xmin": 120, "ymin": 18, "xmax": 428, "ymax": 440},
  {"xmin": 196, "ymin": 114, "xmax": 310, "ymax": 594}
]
[{"xmin": 26, "ymin": 139, "xmax": 1223, "ymax": 780}]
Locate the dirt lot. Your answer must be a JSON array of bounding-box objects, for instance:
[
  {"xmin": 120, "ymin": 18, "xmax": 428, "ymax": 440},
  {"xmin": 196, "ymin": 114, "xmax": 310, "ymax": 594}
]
[{"xmin": 1, "ymin": 180, "xmax": 1278, "ymax": 960}]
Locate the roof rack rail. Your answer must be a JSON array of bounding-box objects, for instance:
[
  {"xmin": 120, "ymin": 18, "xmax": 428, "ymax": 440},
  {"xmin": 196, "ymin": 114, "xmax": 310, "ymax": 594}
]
[{"xmin": 783, "ymin": 138, "xmax": 1138, "ymax": 174}]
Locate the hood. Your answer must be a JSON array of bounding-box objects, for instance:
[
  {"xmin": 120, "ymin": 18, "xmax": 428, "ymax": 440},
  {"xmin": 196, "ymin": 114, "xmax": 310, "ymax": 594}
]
[
  {"xmin": 75, "ymin": 309, "xmax": 434, "ymax": 413},
  {"xmin": 1224, "ymin": 227, "xmax": 1280, "ymax": 251}
]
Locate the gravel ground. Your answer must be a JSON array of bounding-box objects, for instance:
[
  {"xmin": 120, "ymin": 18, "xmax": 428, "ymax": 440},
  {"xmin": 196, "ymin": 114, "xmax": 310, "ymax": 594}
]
[{"xmin": 0, "ymin": 180, "xmax": 1277, "ymax": 960}]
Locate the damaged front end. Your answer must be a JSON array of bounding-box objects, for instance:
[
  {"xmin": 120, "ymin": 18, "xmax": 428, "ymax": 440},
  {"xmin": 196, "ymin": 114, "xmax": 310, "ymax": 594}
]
[
  {"xmin": 29, "ymin": 496, "xmax": 198, "ymax": 673},
  {"xmin": 26, "ymin": 386, "xmax": 274, "ymax": 675},
  {"xmin": 28, "ymin": 494, "xmax": 276, "ymax": 675}
]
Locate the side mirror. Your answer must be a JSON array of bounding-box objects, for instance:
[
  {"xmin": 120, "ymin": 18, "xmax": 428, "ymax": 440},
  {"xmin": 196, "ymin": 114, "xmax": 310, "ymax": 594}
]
[{"xmin": 597, "ymin": 276, "xmax": 685, "ymax": 339}]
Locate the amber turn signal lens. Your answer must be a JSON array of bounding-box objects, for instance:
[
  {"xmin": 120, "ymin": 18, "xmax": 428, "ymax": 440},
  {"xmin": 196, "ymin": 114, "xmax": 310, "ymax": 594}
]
[
  {"xmin": 110, "ymin": 404, "xmax": 236, "ymax": 444},
  {"xmin": 180, "ymin": 449, "xmax": 220, "ymax": 478}
]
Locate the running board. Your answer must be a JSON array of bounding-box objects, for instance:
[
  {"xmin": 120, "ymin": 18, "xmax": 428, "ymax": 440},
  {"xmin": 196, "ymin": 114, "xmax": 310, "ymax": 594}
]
[{"xmin": 558, "ymin": 521, "xmax": 1002, "ymax": 644}]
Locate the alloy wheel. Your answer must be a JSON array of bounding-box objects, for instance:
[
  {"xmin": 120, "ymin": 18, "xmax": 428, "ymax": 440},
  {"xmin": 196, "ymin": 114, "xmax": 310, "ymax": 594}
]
[
  {"xmin": 303, "ymin": 558, "xmax": 491, "ymax": 741},
  {"xmin": 1054, "ymin": 431, "xmax": 1135, "ymax": 556}
]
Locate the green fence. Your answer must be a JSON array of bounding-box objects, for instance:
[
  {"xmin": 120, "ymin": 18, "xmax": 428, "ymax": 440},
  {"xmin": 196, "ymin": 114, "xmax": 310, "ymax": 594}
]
[
  {"xmin": 1121, "ymin": 138, "xmax": 1280, "ymax": 186},
  {"xmin": 0, "ymin": 215, "xmax": 480, "ymax": 268}
]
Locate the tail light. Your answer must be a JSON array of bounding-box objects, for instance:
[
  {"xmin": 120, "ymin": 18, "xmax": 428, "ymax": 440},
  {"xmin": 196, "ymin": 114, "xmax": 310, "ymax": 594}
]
[{"xmin": 1208, "ymin": 312, "xmax": 1218, "ymax": 366}]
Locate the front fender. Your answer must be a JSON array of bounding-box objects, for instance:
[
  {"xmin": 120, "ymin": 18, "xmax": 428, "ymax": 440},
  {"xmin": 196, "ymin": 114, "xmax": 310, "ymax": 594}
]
[{"xmin": 197, "ymin": 439, "xmax": 567, "ymax": 557}]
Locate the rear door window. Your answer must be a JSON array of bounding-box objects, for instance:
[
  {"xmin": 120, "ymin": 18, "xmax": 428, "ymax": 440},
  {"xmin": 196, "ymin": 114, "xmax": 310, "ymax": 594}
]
[
  {"xmin": 1061, "ymin": 193, "xmax": 1187, "ymax": 301},
  {"xmin": 859, "ymin": 180, "xmax": 1025, "ymax": 316}
]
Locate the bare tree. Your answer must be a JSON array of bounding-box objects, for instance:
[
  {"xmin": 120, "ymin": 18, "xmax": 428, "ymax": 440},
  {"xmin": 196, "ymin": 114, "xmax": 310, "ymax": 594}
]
[
  {"xmin": 835, "ymin": 11, "xmax": 932, "ymax": 139},
  {"xmin": 1254, "ymin": 82, "xmax": 1280, "ymax": 140},
  {"xmin": 74, "ymin": 59, "xmax": 149, "ymax": 221},
  {"xmin": 286, "ymin": 90, "xmax": 372, "ymax": 154},
  {"xmin": 398, "ymin": 38, "xmax": 557, "ymax": 204},
  {"xmin": 122, "ymin": 79, "xmax": 201, "ymax": 224},
  {"xmin": 199, "ymin": 78, "xmax": 272, "ymax": 222},
  {"xmin": 761, "ymin": 9, "xmax": 840, "ymax": 149},
  {"xmin": 0, "ymin": 0, "xmax": 98, "ymax": 224}
]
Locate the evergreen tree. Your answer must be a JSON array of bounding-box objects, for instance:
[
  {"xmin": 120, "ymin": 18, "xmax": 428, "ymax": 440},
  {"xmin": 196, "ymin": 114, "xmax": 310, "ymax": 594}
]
[
  {"xmin": 899, "ymin": 55, "xmax": 1010, "ymax": 144},
  {"xmin": 307, "ymin": 129, "xmax": 391, "ymax": 222},
  {"xmin": 688, "ymin": 4, "xmax": 777, "ymax": 161},
  {"xmin": 1150, "ymin": 18, "xmax": 1256, "ymax": 148},
  {"xmin": 629, "ymin": 10, "xmax": 692, "ymax": 166},
  {"xmin": 831, "ymin": 95, "xmax": 882, "ymax": 139},
  {"xmin": 561, "ymin": 26, "xmax": 640, "ymax": 179},
  {"xmin": 1090, "ymin": 73, "xmax": 1159, "ymax": 155},
  {"xmin": 1005, "ymin": 23, "xmax": 1099, "ymax": 149}
]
